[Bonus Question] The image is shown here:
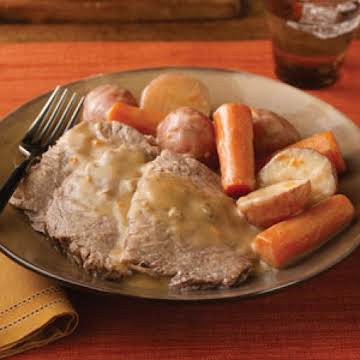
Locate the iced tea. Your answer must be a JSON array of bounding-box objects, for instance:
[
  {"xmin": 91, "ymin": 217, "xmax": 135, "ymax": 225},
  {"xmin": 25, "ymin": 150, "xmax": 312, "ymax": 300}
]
[{"xmin": 265, "ymin": 0, "xmax": 360, "ymax": 88}]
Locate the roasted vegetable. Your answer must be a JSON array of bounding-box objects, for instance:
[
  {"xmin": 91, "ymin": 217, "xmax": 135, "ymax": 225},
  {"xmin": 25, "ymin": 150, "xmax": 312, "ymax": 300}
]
[
  {"xmin": 258, "ymin": 148, "xmax": 337, "ymax": 204},
  {"xmin": 251, "ymin": 108, "xmax": 300, "ymax": 156},
  {"xmin": 214, "ymin": 103, "xmax": 255, "ymax": 197},
  {"xmin": 287, "ymin": 131, "xmax": 346, "ymax": 173},
  {"xmin": 83, "ymin": 84, "xmax": 137, "ymax": 122},
  {"xmin": 108, "ymin": 101, "xmax": 164, "ymax": 135},
  {"xmin": 253, "ymin": 194, "xmax": 355, "ymax": 268},
  {"xmin": 157, "ymin": 107, "xmax": 216, "ymax": 164},
  {"xmin": 140, "ymin": 73, "xmax": 211, "ymax": 116},
  {"xmin": 237, "ymin": 180, "xmax": 311, "ymax": 228}
]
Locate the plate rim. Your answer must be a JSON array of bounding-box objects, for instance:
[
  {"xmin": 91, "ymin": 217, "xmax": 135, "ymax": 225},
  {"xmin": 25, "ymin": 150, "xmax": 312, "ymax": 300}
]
[{"xmin": 1, "ymin": 65, "xmax": 359, "ymax": 301}]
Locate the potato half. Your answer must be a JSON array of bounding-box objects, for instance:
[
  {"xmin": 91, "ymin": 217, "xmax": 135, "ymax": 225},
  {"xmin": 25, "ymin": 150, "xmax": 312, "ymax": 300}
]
[
  {"xmin": 237, "ymin": 180, "xmax": 311, "ymax": 228},
  {"xmin": 257, "ymin": 148, "xmax": 337, "ymax": 204},
  {"xmin": 140, "ymin": 73, "xmax": 211, "ymax": 116}
]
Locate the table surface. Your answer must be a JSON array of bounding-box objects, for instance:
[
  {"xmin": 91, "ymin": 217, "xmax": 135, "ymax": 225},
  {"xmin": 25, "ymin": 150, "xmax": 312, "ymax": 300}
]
[
  {"xmin": 1, "ymin": 0, "xmax": 359, "ymax": 43},
  {"xmin": 1, "ymin": 41, "xmax": 360, "ymax": 360},
  {"xmin": 0, "ymin": 1, "xmax": 264, "ymax": 42}
]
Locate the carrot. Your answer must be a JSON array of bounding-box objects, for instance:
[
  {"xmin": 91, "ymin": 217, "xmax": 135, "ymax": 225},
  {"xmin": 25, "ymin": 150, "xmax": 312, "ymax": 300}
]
[
  {"xmin": 253, "ymin": 194, "xmax": 355, "ymax": 268},
  {"xmin": 213, "ymin": 103, "xmax": 255, "ymax": 197},
  {"xmin": 257, "ymin": 131, "xmax": 346, "ymax": 173},
  {"xmin": 107, "ymin": 101, "xmax": 165, "ymax": 135},
  {"xmin": 287, "ymin": 131, "xmax": 346, "ymax": 173}
]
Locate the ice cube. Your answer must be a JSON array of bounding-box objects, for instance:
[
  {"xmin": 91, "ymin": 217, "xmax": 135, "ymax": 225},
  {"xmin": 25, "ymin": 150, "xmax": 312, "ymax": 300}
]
[{"xmin": 287, "ymin": 1, "xmax": 360, "ymax": 39}]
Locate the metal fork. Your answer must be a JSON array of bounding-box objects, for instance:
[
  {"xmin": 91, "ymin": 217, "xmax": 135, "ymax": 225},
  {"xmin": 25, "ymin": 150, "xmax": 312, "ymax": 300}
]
[{"xmin": 0, "ymin": 86, "xmax": 85, "ymax": 213}]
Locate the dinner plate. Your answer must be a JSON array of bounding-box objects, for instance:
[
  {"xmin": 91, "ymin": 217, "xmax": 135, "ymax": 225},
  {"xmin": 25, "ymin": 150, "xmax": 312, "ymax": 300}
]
[{"xmin": 0, "ymin": 67, "xmax": 359, "ymax": 301}]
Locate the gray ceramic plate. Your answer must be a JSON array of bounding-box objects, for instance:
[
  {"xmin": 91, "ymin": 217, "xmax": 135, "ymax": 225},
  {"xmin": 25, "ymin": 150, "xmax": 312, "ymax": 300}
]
[{"xmin": 1, "ymin": 67, "xmax": 359, "ymax": 301}]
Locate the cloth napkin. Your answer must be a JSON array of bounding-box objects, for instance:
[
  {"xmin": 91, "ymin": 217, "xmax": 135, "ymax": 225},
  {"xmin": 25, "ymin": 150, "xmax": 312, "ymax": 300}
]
[{"xmin": 0, "ymin": 253, "xmax": 78, "ymax": 358}]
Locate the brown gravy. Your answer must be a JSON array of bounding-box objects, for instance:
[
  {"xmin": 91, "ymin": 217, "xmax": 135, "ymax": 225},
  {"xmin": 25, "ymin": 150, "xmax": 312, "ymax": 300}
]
[
  {"xmin": 62, "ymin": 122, "xmax": 147, "ymax": 223},
  {"xmin": 142, "ymin": 174, "xmax": 259, "ymax": 253}
]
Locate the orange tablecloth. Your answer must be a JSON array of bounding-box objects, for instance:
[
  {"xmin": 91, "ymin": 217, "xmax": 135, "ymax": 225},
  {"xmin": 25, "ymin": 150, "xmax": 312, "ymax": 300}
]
[{"xmin": 1, "ymin": 41, "xmax": 360, "ymax": 360}]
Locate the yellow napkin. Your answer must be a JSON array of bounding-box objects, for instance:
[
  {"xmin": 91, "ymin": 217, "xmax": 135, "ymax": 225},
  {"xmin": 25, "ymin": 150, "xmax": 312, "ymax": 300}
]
[{"xmin": 0, "ymin": 253, "xmax": 78, "ymax": 358}]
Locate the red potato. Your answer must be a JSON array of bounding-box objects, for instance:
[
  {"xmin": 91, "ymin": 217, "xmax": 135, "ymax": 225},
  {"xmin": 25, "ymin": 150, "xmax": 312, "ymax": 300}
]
[
  {"xmin": 157, "ymin": 107, "xmax": 216, "ymax": 163},
  {"xmin": 251, "ymin": 108, "xmax": 300, "ymax": 156},
  {"xmin": 252, "ymin": 194, "xmax": 355, "ymax": 268},
  {"xmin": 83, "ymin": 84, "xmax": 137, "ymax": 122},
  {"xmin": 258, "ymin": 148, "xmax": 337, "ymax": 205},
  {"xmin": 140, "ymin": 73, "xmax": 211, "ymax": 116},
  {"xmin": 237, "ymin": 180, "xmax": 311, "ymax": 228}
]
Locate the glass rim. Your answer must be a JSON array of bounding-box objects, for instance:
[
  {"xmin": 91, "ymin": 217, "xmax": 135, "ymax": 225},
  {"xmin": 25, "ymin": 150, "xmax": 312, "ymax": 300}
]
[{"xmin": 265, "ymin": 0, "xmax": 360, "ymax": 27}]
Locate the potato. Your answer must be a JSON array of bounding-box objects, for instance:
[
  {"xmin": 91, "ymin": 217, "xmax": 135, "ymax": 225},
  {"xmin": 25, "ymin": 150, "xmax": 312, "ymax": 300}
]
[
  {"xmin": 251, "ymin": 108, "xmax": 300, "ymax": 156},
  {"xmin": 237, "ymin": 180, "xmax": 311, "ymax": 228},
  {"xmin": 140, "ymin": 73, "xmax": 211, "ymax": 116},
  {"xmin": 83, "ymin": 84, "xmax": 137, "ymax": 122},
  {"xmin": 257, "ymin": 148, "xmax": 337, "ymax": 204},
  {"xmin": 157, "ymin": 107, "xmax": 216, "ymax": 163}
]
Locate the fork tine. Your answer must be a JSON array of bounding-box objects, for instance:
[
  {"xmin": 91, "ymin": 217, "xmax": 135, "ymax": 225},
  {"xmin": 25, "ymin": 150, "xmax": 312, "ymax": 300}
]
[
  {"xmin": 24, "ymin": 86, "xmax": 61, "ymax": 139},
  {"xmin": 65, "ymin": 96, "xmax": 85, "ymax": 131},
  {"xmin": 44, "ymin": 92, "xmax": 77, "ymax": 147},
  {"xmin": 34, "ymin": 88, "xmax": 69, "ymax": 143}
]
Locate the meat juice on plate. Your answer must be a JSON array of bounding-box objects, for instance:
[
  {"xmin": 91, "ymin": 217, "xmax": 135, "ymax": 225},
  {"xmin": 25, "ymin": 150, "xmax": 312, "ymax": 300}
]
[{"xmin": 265, "ymin": 0, "xmax": 360, "ymax": 88}]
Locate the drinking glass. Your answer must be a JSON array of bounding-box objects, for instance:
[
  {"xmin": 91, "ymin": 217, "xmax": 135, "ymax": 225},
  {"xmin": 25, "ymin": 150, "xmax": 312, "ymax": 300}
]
[{"xmin": 265, "ymin": 0, "xmax": 360, "ymax": 88}]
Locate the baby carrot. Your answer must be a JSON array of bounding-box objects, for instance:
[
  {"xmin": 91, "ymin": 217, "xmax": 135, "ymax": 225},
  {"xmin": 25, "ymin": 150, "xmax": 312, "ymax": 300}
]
[
  {"xmin": 253, "ymin": 194, "xmax": 355, "ymax": 268},
  {"xmin": 287, "ymin": 131, "xmax": 346, "ymax": 173},
  {"xmin": 213, "ymin": 103, "xmax": 255, "ymax": 197},
  {"xmin": 107, "ymin": 101, "xmax": 165, "ymax": 135}
]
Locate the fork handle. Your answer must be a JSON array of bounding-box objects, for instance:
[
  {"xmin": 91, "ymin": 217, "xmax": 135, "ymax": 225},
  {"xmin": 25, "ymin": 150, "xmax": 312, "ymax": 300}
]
[{"xmin": 0, "ymin": 157, "xmax": 35, "ymax": 213}]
